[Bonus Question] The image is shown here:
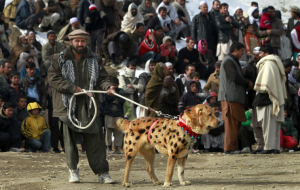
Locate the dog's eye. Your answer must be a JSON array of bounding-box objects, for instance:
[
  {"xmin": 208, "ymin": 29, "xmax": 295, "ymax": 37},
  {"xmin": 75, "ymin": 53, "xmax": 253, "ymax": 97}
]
[{"xmin": 209, "ymin": 113, "xmax": 212, "ymax": 116}]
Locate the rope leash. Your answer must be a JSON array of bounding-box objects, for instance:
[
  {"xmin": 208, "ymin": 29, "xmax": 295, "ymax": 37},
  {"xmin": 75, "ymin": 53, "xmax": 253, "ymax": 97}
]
[{"xmin": 69, "ymin": 90, "xmax": 177, "ymax": 129}]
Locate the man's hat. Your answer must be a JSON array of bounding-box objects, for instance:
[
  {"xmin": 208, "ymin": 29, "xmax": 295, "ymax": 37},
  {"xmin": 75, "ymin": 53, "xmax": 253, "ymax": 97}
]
[
  {"xmin": 68, "ymin": 29, "xmax": 89, "ymax": 40},
  {"xmin": 291, "ymin": 6, "xmax": 300, "ymax": 13}
]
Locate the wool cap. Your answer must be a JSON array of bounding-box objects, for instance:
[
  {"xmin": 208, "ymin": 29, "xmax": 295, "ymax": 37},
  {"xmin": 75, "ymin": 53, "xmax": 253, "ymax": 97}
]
[
  {"xmin": 89, "ymin": 4, "xmax": 97, "ymax": 11},
  {"xmin": 47, "ymin": 30, "xmax": 56, "ymax": 37},
  {"xmin": 199, "ymin": 0, "xmax": 207, "ymax": 7},
  {"xmin": 68, "ymin": 29, "xmax": 89, "ymax": 40},
  {"xmin": 70, "ymin": 17, "xmax": 78, "ymax": 24},
  {"xmin": 162, "ymin": 36, "xmax": 172, "ymax": 44}
]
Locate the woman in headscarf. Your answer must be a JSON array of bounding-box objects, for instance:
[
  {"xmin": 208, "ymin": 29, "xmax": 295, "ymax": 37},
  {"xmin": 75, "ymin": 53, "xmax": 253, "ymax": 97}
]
[
  {"xmin": 138, "ymin": 0, "xmax": 156, "ymax": 26},
  {"xmin": 121, "ymin": 3, "xmax": 144, "ymax": 32},
  {"xmin": 198, "ymin": 39, "xmax": 216, "ymax": 79}
]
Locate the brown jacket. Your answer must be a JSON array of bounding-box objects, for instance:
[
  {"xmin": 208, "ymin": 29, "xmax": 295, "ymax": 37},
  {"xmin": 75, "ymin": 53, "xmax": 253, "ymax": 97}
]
[
  {"xmin": 204, "ymin": 70, "xmax": 219, "ymax": 94},
  {"xmin": 258, "ymin": 17, "xmax": 284, "ymax": 48},
  {"xmin": 47, "ymin": 46, "xmax": 112, "ymax": 117},
  {"xmin": 35, "ymin": 0, "xmax": 57, "ymax": 15}
]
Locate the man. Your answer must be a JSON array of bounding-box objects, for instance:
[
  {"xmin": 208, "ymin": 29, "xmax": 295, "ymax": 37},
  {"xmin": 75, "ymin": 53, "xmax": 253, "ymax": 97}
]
[
  {"xmin": 102, "ymin": 31, "xmax": 138, "ymax": 67},
  {"xmin": 10, "ymin": 35, "xmax": 39, "ymax": 72},
  {"xmin": 252, "ymin": 45, "xmax": 287, "ymax": 154},
  {"xmin": 215, "ymin": 3, "xmax": 240, "ymax": 60},
  {"xmin": 48, "ymin": 29, "xmax": 116, "ymax": 183},
  {"xmin": 1, "ymin": 60, "xmax": 12, "ymax": 85},
  {"xmin": 286, "ymin": 6, "xmax": 300, "ymax": 40},
  {"xmin": 233, "ymin": 7, "xmax": 246, "ymax": 45},
  {"xmin": 172, "ymin": 0, "xmax": 191, "ymax": 37},
  {"xmin": 19, "ymin": 62, "xmax": 47, "ymax": 114},
  {"xmin": 122, "ymin": 0, "xmax": 142, "ymax": 13},
  {"xmin": 2, "ymin": 71, "xmax": 25, "ymax": 108},
  {"xmin": 28, "ymin": 31, "xmax": 42, "ymax": 52},
  {"xmin": 42, "ymin": 30, "xmax": 65, "ymax": 73},
  {"xmin": 175, "ymin": 64, "xmax": 195, "ymax": 96},
  {"xmin": 138, "ymin": 0, "xmax": 157, "ymax": 26},
  {"xmin": 244, "ymin": 1, "xmax": 258, "ymax": 18},
  {"xmin": 121, "ymin": 3, "xmax": 144, "ymax": 31},
  {"xmin": 192, "ymin": 1, "xmax": 218, "ymax": 58},
  {"xmin": 204, "ymin": 61, "xmax": 220, "ymax": 94},
  {"xmin": 154, "ymin": 25, "xmax": 164, "ymax": 45},
  {"xmin": 246, "ymin": 7, "xmax": 260, "ymax": 38},
  {"xmin": 118, "ymin": 61, "xmax": 142, "ymax": 118},
  {"xmin": 258, "ymin": 6, "xmax": 284, "ymax": 55},
  {"xmin": 147, "ymin": 7, "xmax": 166, "ymax": 31},
  {"xmin": 218, "ymin": 42, "xmax": 253, "ymax": 154},
  {"xmin": 35, "ymin": 0, "xmax": 60, "ymax": 31},
  {"xmin": 127, "ymin": 23, "xmax": 145, "ymax": 46},
  {"xmin": 57, "ymin": 17, "xmax": 84, "ymax": 47},
  {"xmin": 77, "ymin": 0, "xmax": 92, "ymax": 26},
  {"xmin": 138, "ymin": 59, "xmax": 156, "ymax": 117},
  {"xmin": 13, "ymin": 95, "xmax": 29, "ymax": 125},
  {"xmin": 209, "ymin": 0, "xmax": 220, "ymax": 21},
  {"xmin": 166, "ymin": 62, "xmax": 174, "ymax": 76},
  {"xmin": 15, "ymin": 0, "xmax": 44, "ymax": 31}
]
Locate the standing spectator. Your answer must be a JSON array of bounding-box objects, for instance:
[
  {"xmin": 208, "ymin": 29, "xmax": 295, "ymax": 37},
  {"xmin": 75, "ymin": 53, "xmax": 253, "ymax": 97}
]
[
  {"xmin": 215, "ymin": 3, "xmax": 240, "ymax": 60},
  {"xmin": 127, "ymin": 23, "xmax": 145, "ymax": 46},
  {"xmin": 198, "ymin": 39, "xmax": 217, "ymax": 78},
  {"xmin": 172, "ymin": 0, "xmax": 191, "ymax": 37},
  {"xmin": 138, "ymin": 0, "xmax": 157, "ymax": 26},
  {"xmin": 280, "ymin": 107, "xmax": 298, "ymax": 151},
  {"xmin": 159, "ymin": 36, "xmax": 176, "ymax": 62},
  {"xmin": 204, "ymin": 61, "xmax": 220, "ymax": 94},
  {"xmin": 77, "ymin": 0, "xmax": 91, "ymax": 27},
  {"xmin": 252, "ymin": 45, "xmax": 287, "ymax": 154},
  {"xmin": 258, "ymin": 6, "xmax": 284, "ymax": 55},
  {"xmin": 0, "ymin": 13, "xmax": 11, "ymax": 54},
  {"xmin": 218, "ymin": 42, "xmax": 253, "ymax": 154},
  {"xmin": 42, "ymin": 31, "xmax": 66, "ymax": 74},
  {"xmin": 138, "ymin": 59, "xmax": 156, "ymax": 117},
  {"xmin": 243, "ymin": 1, "xmax": 258, "ymax": 18},
  {"xmin": 2, "ymin": 71, "xmax": 25, "ymax": 107},
  {"xmin": 233, "ymin": 7, "xmax": 246, "ymax": 45},
  {"xmin": 178, "ymin": 80, "xmax": 199, "ymax": 113},
  {"xmin": 286, "ymin": 6, "xmax": 300, "ymax": 40},
  {"xmin": 279, "ymin": 27, "xmax": 292, "ymax": 61},
  {"xmin": 208, "ymin": 0, "xmax": 220, "ymax": 21},
  {"xmin": 57, "ymin": 17, "xmax": 83, "ymax": 47},
  {"xmin": 13, "ymin": 95, "xmax": 28, "ymax": 124},
  {"xmin": 291, "ymin": 25, "xmax": 300, "ymax": 60},
  {"xmin": 146, "ymin": 7, "xmax": 167, "ymax": 33},
  {"xmin": 243, "ymin": 24, "xmax": 260, "ymax": 62},
  {"xmin": 35, "ymin": 0, "xmax": 60, "ymax": 31},
  {"xmin": 19, "ymin": 62, "xmax": 47, "ymax": 113},
  {"xmin": 104, "ymin": 77, "xmax": 125, "ymax": 154},
  {"xmin": 21, "ymin": 102, "xmax": 51, "ymax": 152},
  {"xmin": 1, "ymin": 59, "xmax": 12, "ymax": 85},
  {"xmin": 192, "ymin": 1, "xmax": 218, "ymax": 57},
  {"xmin": 246, "ymin": 7, "xmax": 260, "ymax": 37},
  {"xmin": 175, "ymin": 64, "xmax": 195, "ymax": 96},
  {"xmin": 121, "ymin": 3, "xmax": 144, "ymax": 32},
  {"xmin": 138, "ymin": 29, "xmax": 160, "ymax": 63},
  {"xmin": 118, "ymin": 62, "xmax": 141, "ymax": 118},
  {"xmin": 57, "ymin": 0, "xmax": 72, "ymax": 25},
  {"xmin": 3, "ymin": 0, "xmax": 21, "ymax": 20}
]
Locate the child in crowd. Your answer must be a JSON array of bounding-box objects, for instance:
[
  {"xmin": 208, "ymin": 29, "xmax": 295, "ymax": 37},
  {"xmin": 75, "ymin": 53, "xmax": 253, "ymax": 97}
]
[
  {"xmin": 189, "ymin": 72, "xmax": 207, "ymax": 103},
  {"xmin": 206, "ymin": 91, "xmax": 218, "ymax": 104},
  {"xmin": 243, "ymin": 24, "xmax": 260, "ymax": 62},
  {"xmin": 279, "ymin": 27, "xmax": 292, "ymax": 61},
  {"xmin": 178, "ymin": 80, "xmax": 200, "ymax": 113},
  {"xmin": 160, "ymin": 36, "xmax": 176, "ymax": 63},
  {"xmin": 280, "ymin": 108, "xmax": 298, "ymax": 151},
  {"xmin": 260, "ymin": 7, "xmax": 271, "ymax": 45},
  {"xmin": 21, "ymin": 102, "xmax": 51, "ymax": 152}
]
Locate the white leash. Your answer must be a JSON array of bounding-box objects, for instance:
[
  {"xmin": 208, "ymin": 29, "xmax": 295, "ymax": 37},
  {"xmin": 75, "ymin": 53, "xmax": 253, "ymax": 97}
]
[{"xmin": 68, "ymin": 90, "xmax": 162, "ymax": 129}]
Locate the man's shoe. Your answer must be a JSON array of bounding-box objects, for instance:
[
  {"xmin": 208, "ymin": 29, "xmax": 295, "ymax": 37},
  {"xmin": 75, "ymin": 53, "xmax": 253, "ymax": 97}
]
[
  {"xmin": 69, "ymin": 169, "xmax": 80, "ymax": 183},
  {"xmin": 224, "ymin": 150, "xmax": 241, "ymax": 154},
  {"xmin": 98, "ymin": 173, "xmax": 116, "ymax": 184},
  {"xmin": 250, "ymin": 149, "xmax": 263, "ymax": 154},
  {"xmin": 257, "ymin": 149, "xmax": 280, "ymax": 154},
  {"xmin": 241, "ymin": 147, "xmax": 251, "ymax": 153},
  {"xmin": 53, "ymin": 148, "xmax": 61, "ymax": 153}
]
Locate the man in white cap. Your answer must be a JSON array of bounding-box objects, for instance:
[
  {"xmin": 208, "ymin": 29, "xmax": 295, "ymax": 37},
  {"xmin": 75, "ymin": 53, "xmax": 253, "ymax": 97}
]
[
  {"xmin": 57, "ymin": 17, "xmax": 84, "ymax": 47},
  {"xmin": 165, "ymin": 62, "xmax": 174, "ymax": 76},
  {"xmin": 48, "ymin": 29, "xmax": 116, "ymax": 183},
  {"xmin": 35, "ymin": 0, "xmax": 60, "ymax": 32}
]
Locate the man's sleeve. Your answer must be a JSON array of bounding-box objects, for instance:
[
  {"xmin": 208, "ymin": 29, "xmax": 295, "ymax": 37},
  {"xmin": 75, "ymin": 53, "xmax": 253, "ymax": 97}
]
[
  {"xmin": 223, "ymin": 60, "xmax": 250, "ymax": 86},
  {"xmin": 96, "ymin": 57, "xmax": 113, "ymax": 90}
]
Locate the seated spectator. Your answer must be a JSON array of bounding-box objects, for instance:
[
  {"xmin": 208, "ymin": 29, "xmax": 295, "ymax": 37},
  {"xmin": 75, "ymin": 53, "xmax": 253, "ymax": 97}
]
[
  {"xmin": 126, "ymin": 23, "xmax": 145, "ymax": 46},
  {"xmin": 138, "ymin": 0, "xmax": 157, "ymax": 26},
  {"xmin": 122, "ymin": 0, "xmax": 141, "ymax": 13},
  {"xmin": 0, "ymin": 102, "xmax": 23, "ymax": 152},
  {"xmin": 206, "ymin": 91, "xmax": 217, "ymax": 104},
  {"xmin": 0, "ymin": 13, "xmax": 12, "ymax": 54},
  {"xmin": 13, "ymin": 95, "xmax": 28, "ymax": 125},
  {"xmin": 2, "ymin": 71, "xmax": 25, "ymax": 107},
  {"xmin": 21, "ymin": 102, "xmax": 51, "ymax": 152},
  {"xmin": 177, "ymin": 37, "xmax": 199, "ymax": 74},
  {"xmin": 154, "ymin": 25, "xmax": 164, "ymax": 46},
  {"xmin": 175, "ymin": 64, "xmax": 195, "ymax": 96},
  {"xmin": 172, "ymin": 0, "xmax": 191, "ymax": 37},
  {"xmin": 198, "ymin": 39, "xmax": 216, "ymax": 79},
  {"xmin": 157, "ymin": 76, "xmax": 179, "ymax": 116},
  {"xmin": 10, "ymin": 35, "xmax": 39, "ymax": 72},
  {"xmin": 104, "ymin": 77, "xmax": 125, "ymax": 154},
  {"xmin": 102, "ymin": 31, "xmax": 138, "ymax": 67},
  {"xmin": 278, "ymin": 27, "xmax": 292, "ymax": 61},
  {"xmin": 56, "ymin": 0, "xmax": 72, "ymax": 25},
  {"xmin": 204, "ymin": 61, "xmax": 220, "ymax": 94},
  {"xmin": 138, "ymin": 29, "xmax": 160, "ymax": 63},
  {"xmin": 28, "ymin": 31, "xmax": 42, "ymax": 52},
  {"xmin": 15, "ymin": 0, "xmax": 44, "ymax": 31},
  {"xmin": 189, "ymin": 71, "xmax": 207, "ymax": 103},
  {"xmin": 201, "ymin": 102, "xmax": 224, "ymax": 152},
  {"xmin": 0, "ymin": 59, "xmax": 11, "ymax": 89},
  {"xmin": 19, "ymin": 62, "xmax": 47, "ymax": 113},
  {"xmin": 3, "ymin": 0, "xmax": 22, "ymax": 21},
  {"xmin": 280, "ymin": 107, "xmax": 298, "ymax": 151},
  {"xmin": 160, "ymin": 36, "xmax": 176, "ymax": 62},
  {"xmin": 121, "ymin": 3, "xmax": 144, "ymax": 32},
  {"xmin": 42, "ymin": 31, "xmax": 65, "ymax": 73},
  {"xmin": 243, "ymin": 24, "xmax": 260, "ymax": 63},
  {"xmin": 85, "ymin": 4, "xmax": 105, "ymax": 54},
  {"xmin": 178, "ymin": 80, "xmax": 200, "ymax": 113},
  {"xmin": 239, "ymin": 109, "xmax": 256, "ymax": 153},
  {"xmin": 291, "ymin": 25, "xmax": 300, "ymax": 60},
  {"xmin": 19, "ymin": 56, "xmax": 41, "ymax": 79},
  {"xmin": 165, "ymin": 62, "xmax": 174, "ymax": 77},
  {"xmin": 35, "ymin": 0, "xmax": 60, "ymax": 31},
  {"xmin": 57, "ymin": 17, "xmax": 83, "ymax": 47}
]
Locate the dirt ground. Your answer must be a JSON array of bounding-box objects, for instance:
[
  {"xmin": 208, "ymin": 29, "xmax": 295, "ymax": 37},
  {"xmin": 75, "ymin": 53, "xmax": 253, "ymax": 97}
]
[{"xmin": 1, "ymin": 151, "xmax": 300, "ymax": 190}]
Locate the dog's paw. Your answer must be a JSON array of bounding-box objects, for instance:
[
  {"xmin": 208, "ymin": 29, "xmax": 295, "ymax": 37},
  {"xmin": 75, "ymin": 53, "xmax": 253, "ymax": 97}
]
[
  {"xmin": 163, "ymin": 182, "xmax": 172, "ymax": 187},
  {"xmin": 180, "ymin": 181, "xmax": 191, "ymax": 186},
  {"xmin": 122, "ymin": 182, "xmax": 130, "ymax": 187},
  {"xmin": 154, "ymin": 181, "xmax": 163, "ymax": 185}
]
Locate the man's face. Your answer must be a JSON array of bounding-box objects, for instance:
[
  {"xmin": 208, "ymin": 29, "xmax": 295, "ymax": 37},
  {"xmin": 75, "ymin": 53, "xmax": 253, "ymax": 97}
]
[
  {"xmin": 268, "ymin": 8, "xmax": 275, "ymax": 19},
  {"xmin": 200, "ymin": 3, "xmax": 208, "ymax": 14},
  {"xmin": 163, "ymin": 0, "xmax": 170, "ymax": 5},
  {"xmin": 213, "ymin": 106, "xmax": 220, "ymax": 117},
  {"xmin": 177, "ymin": 0, "xmax": 185, "ymax": 6},
  {"xmin": 284, "ymin": 110, "xmax": 287, "ymax": 118},
  {"xmin": 26, "ymin": 67, "xmax": 36, "ymax": 77},
  {"xmin": 220, "ymin": 5, "xmax": 228, "ymax": 14},
  {"xmin": 145, "ymin": 0, "xmax": 152, "ymax": 8},
  {"xmin": 29, "ymin": 33, "xmax": 35, "ymax": 42},
  {"xmin": 155, "ymin": 29, "xmax": 163, "ymax": 37},
  {"xmin": 187, "ymin": 40, "xmax": 195, "ymax": 50},
  {"xmin": 3, "ymin": 107, "xmax": 13, "ymax": 118},
  {"xmin": 11, "ymin": 75, "xmax": 19, "ymax": 85},
  {"xmin": 17, "ymin": 98, "xmax": 27, "ymax": 110},
  {"xmin": 186, "ymin": 66, "xmax": 195, "ymax": 77},
  {"xmin": 70, "ymin": 38, "xmax": 87, "ymax": 54},
  {"xmin": 131, "ymin": 8, "xmax": 137, "ymax": 16},
  {"xmin": 210, "ymin": 96, "xmax": 217, "ymax": 103},
  {"xmin": 159, "ymin": 10, "xmax": 167, "ymax": 19},
  {"xmin": 253, "ymin": 52, "xmax": 260, "ymax": 62},
  {"xmin": 291, "ymin": 11, "xmax": 296, "ymax": 18},
  {"xmin": 236, "ymin": 48, "xmax": 244, "ymax": 59},
  {"xmin": 253, "ymin": 10, "xmax": 259, "ymax": 18},
  {"xmin": 149, "ymin": 63, "xmax": 156, "ymax": 72},
  {"xmin": 247, "ymin": 25, "xmax": 254, "ymax": 33},
  {"xmin": 190, "ymin": 83, "xmax": 197, "ymax": 93},
  {"xmin": 259, "ymin": 51, "xmax": 268, "ymax": 58},
  {"xmin": 128, "ymin": 65, "xmax": 136, "ymax": 71},
  {"xmin": 191, "ymin": 76, "xmax": 199, "ymax": 83},
  {"xmin": 235, "ymin": 9, "xmax": 243, "ymax": 17},
  {"xmin": 137, "ymin": 26, "xmax": 145, "ymax": 34},
  {"xmin": 167, "ymin": 66, "xmax": 173, "ymax": 74},
  {"xmin": 4, "ymin": 62, "xmax": 12, "ymax": 76},
  {"xmin": 48, "ymin": 33, "xmax": 56, "ymax": 44},
  {"xmin": 21, "ymin": 37, "xmax": 28, "ymax": 45},
  {"xmin": 215, "ymin": 66, "xmax": 220, "ymax": 75},
  {"xmin": 213, "ymin": 1, "xmax": 220, "ymax": 11},
  {"xmin": 72, "ymin": 21, "xmax": 79, "ymax": 30}
]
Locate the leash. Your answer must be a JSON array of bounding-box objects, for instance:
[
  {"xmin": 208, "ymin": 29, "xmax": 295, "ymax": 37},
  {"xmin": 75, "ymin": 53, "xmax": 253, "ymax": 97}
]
[{"xmin": 69, "ymin": 89, "xmax": 176, "ymax": 129}]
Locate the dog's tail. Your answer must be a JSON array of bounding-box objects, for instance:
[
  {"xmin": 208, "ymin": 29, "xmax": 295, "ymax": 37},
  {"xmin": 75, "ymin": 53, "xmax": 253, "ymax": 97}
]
[{"xmin": 116, "ymin": 118, "xmax": 130, "ymax": 133}]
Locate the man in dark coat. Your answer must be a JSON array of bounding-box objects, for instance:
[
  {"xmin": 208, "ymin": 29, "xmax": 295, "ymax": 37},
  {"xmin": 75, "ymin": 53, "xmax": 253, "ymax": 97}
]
[
  {"xmin": 286, "ymin": 7, "xmax": 300, "ymax": 40},
  {"xmin": 208, "ymin": 0, "xmax": 220, "ymax": 20},
  {"xmin": 77, "ymin": 0, "xmax": 90, "ymax": 26}
]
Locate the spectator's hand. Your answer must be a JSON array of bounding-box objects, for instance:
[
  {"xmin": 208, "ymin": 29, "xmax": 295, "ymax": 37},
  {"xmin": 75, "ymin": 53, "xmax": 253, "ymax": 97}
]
[
  {"xmin": 183, "ymin": 58, "xmax": 189, "ymax": 63},
  {"xmin": 248, "ymin": 81, "xmax": 253, "ymax": 90},
  {"xmin": 118, "ymin": 55, "xmax": 123, "ymax": 61},
  {"xmin": 181, "ymin": 17, "xmax": 188, "ymax": 23},
  {"xmin": 74, "ymin": 86, "xmax": 83, "ymax": 93},
  {"xmin": 43, "ymin": 8, "xmax": 48, "ymax": 11},
  {"xmin": 174, "ymin": 19, "xmax": 181, "ymax": 26},
  {"xmin": 265, "ymin": 37, "xmax": 270, "ymax": 41},
  {"xmin": 127, "ymin": 84, "xmax": 134, "ymax": 89},
  {"xmin": 247, "ymin": 51, "xmax": 251, "ymax": 56},
  {"xmin": 38, "ymin": 18, "xmax": 42, "ymax": 23},
  {"xmin": 148, "ymin": 13, "xmax": 154, "ymax": 17},
  {"xmin": 40, "ymin": 110, "xmax": 46, "ymax": 116},
  {"xmin": 225, "ymin": 16, "xmax": 231, "ymax": 22},
  {"xmin": 107, "ymin": 86, "xmax": 116, "ymax": 96},
  {"xmin": 283, "ymin": 127, "xmax": 287, "ymax": 133},
  {"xmin": 293, "ymin": 136, "xmax": 298, "ymax": 142},
  {"xmin": 250, "ymin": 124, "xmax": 253, "ymax": 128},
  {"xmin": 149, "ymin": 34, "xmax": 156, "ymax": 42},
  {"xmin": 163, "ymin": 27, "xmax": 169, "ymax": 32}
]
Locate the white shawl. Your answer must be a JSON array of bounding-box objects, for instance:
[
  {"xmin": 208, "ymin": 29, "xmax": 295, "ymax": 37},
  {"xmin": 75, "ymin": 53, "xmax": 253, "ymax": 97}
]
[
  {"xmin": 121, "ymin": 3, "xmax": 144, "ymax": 31},
  {"xmin": 172, "ymin": 1, "xmax": 191, "ymax": 25},
  {"xmin": 156, "ymin": 2, "xmax": 178, "ymax": 21},
  {"xmin": 248, "ymin": 7, "xmax": 260, "ymax": 27}
]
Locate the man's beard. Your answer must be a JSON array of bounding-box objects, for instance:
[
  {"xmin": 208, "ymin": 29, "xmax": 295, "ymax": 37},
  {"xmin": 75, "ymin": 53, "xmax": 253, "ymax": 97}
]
[
  {"xmin": 71, "ymin": 45, "xmax": 87, "ymax": 54},
  {"xmin": 21, "ymin": 43, "xmax": 29, "ymax": 47},
  {"xmin": 71, "ymin": 26, "xmax": 78, "ymax": 31}
]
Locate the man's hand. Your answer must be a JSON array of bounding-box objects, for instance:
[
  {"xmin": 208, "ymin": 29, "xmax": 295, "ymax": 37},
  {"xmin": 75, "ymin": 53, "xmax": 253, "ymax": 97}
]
[
  {"xmin": 38, "ymin": 18, "xmax": 42, "ymax": 23},
  {"xmin": 107, "ymin": 86, "xmax": 116, "ymax": 96},
  {"xmin": 247, "ymin": 51, "xmax": 251, "ymax": 56},
  {"xmin": 293, "ymin": 136, "xmax": 298, "ymax": 142},
  {"xmin": 266, "ymin": 30, "xmax": 272, "ymax": 35},
  {"xmin": 118, "ymin": 55, "xmax": 123, "ymax": 61},
  {"xmin": 74, "ymin": 86, "xmax": 83, "ymax": 93},
  {"xmin": 183, "ymin": 58, "xmax": 189, "ymax": 63},
  {"xmin": 225, "ymin": 16, "xmax": 231, "ymax": 23},
  {"xmin": 163, "ymin": 27, "xmax": 169, "ymax": 32},
  {"xmin": 43, "ymin": 8, "xmax": 48, "ymax": 11},
  {"xmin": 148, "ymin": 13, "xmax": 154, "ymax": 17},
  {"xmin": 181, "ymin": 17, "xmax": 188, "ymax": 23},
  {"xmin": 127, "ymin": 84, "xmax": 134, "ymax": 89},
  {"xmin": 174, "ymin": 19, "xmax": 181, "ymax": 26},
  {"xmin": 248, "ymin": 81, "xmax": 254, "ymax": 90},
  {"xmin": 283, "ymin": 127, "xmax": 287, "ymax": 133}
]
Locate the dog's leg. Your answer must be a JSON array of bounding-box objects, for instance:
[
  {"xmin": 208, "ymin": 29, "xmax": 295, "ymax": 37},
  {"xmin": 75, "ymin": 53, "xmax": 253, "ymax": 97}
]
[
  {"xmin": 139, "ymin": 146, "xmax": 162, "ymax": 185},
  {"xmin": 163, "ymin": 155, "xmax": 177, "ymax": 186},
  {"xmin": 177, "ymin": 155, "xmax": 191, "ymax": 185},
  {"xmin": 122, "ymin": 150, "xmax": 138, "ymax": 187}
]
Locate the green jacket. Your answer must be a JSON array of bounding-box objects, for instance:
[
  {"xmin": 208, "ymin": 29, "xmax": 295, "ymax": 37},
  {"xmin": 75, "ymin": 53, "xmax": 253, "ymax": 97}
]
[
  {"xmin": 241, "ymin": 110, "xmax": 252, "ymax": 127},
  {"xmin": 0, "ymin": 74, "xmax": 8, "ymax": 93},
  {"xmin": 42, "ymin": 41, "xmax": 65, "ymax": 62},
  {"xmin": 281, "ymin": 117, "xmax": 298, "ymax": 138}
]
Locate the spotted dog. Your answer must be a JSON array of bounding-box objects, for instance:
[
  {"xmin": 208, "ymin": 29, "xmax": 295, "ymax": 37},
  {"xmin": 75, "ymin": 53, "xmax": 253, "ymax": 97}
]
[{"xmin": 117, "ymin": 104, "xmax": 219, "ymax": 187}]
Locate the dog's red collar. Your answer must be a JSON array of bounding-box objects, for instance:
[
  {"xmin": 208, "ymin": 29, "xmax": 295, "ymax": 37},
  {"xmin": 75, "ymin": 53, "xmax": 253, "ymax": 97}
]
[
  {"xmin": 178, "ymin": 114, "xmax": 201, "ymax": 139},
  {"xmin": 147, "ymin": 119, "xmax": 160, "ymax": 143}
]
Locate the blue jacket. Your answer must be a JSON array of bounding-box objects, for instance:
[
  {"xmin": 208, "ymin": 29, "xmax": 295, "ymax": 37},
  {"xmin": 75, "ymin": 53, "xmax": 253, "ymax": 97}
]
[{"xmin": 15, "ymin": 0, "xmax": 31, "ymax": 29}]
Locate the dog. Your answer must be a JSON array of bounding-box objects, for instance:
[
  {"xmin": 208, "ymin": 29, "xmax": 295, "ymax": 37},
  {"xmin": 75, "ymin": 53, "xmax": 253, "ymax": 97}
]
[{"xmin": 117, "ymin": 104, "xmax": 219, "ymax": 187}]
